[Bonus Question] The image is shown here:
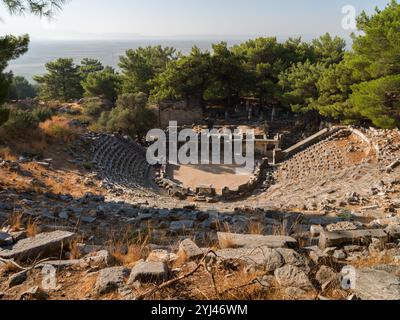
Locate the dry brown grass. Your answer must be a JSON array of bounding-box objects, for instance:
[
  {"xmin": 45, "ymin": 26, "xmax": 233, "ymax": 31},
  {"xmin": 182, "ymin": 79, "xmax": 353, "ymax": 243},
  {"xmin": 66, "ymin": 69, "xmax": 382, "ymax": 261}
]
[
  {"xmin": 40, "ymin": 116, "xmax": 79, "ymax": 142},
  {"xmin": 0, "ymin": 261, "xmax": 20, "ymax": 275},
  {"xmin": 9, "ymin": 212, "xmax": 22, "ymax": 232},
  {"xmin": 46, "ymin": 175, "xmax": 82, "ymax": 196},
  {"xmin": 218, "ymin": 233, "xmax": 237, "ymax": 249},
  {"xmin": 14, "ymin": 138, "xmax": 48, "ymax": 156},
  {"xmin": 110, "ymin": 227, "xmax": 151, "ymax": 267},
  {"xmin": 1, "ymin": 127, "xmax": 48, "ymax": 157},
  {"xmin": 0, "ymin": 146, "xmax": 16, "ymax": 161},
  {"xmin": 201, "ymin": 268, "xmax": 318, "ymax": 300},
  {"xmin": 26, "ymin": 218, "xmax": 38, "ymax": 237},
  {"xmin": 215, "ymin": 270, "xmax": 266, "ymax": 300},
  {"xmin": 247, "ymin": 221, "xmax": 264, "ymax": 235},
  {"xmin": 350, "ymin": 252, "xmax": 395, "ymax": 269},
  {"xmin": 322, "ymin": 288, "xmax": 350, "ymax": 300},
  {"xmin": 173, "ymin": 252, "xmax": 188, "ymax": 268},
  {"xmin": 0, "ymin": 155, "xmax": 101, "ymax": 199},
  {"xmin": 69, "ymin": 239, "xmax": 82, "ymax": 260},
  {"xmin": 272, "ymin": 223, "xmax": 287, "ymax": 236},
  {"xmin": 151, "ymin": 265, "xmax": 301, "ymax": 301},
  {"xmin": 112, "ymin": 243, "xmax": 147, "ymax": 267},
  {"xmin": 61, "ymin": 272, "xmax": 98, "ymax": 300},
  {"xmin": 272, "ymin": 215, "xmax": 302, "ymax": 237}
]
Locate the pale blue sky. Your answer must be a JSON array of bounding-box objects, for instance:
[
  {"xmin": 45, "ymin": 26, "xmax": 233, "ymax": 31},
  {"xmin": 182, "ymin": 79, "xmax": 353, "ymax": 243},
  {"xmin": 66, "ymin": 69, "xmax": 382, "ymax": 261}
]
[{"xmin": 0, "ymin": 0, "xmax": 391, "ymax": 40}]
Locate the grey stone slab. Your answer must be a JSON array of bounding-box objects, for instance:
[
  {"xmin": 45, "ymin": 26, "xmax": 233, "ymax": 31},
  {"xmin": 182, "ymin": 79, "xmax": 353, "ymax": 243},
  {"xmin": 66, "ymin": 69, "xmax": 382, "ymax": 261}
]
[
  {"xmin": 36, "ymin": 259, "xmax": 82, "ymax": 269},
  {"xmin": 214, "ymin": 247, "xmax": 285, "ymax": 272},
  {"xmin": 315, "ymin": 266, "xmax": 337, "ymax": 287},
  {"xmin": 319, "ymin": 229, "xmax": 387, "ymax": 249},
  {"xmin": 0, "ymin": 232, "xmax": 13, "ymax": 246},
  {"xmin": 274, "ymin": 265, "xmax": 314, "ymax": 290},
  {"xmin": 178, "ymin": 239, "xmax": 204, "ymax": 260},
  {"xmin": 8, "ymin": 270, "xmax": 28, "ymax": 288},
  {"xmin": 0, "ymin": 231, "xmax": 75, "ymax": 261},
  {"xmin": 353, "ymin": 268, "xmax": 400, "ymax": 300},
  {"xmin": 218, "ymin": 232, "xmax": 297, "ymax": 249},
  {"xmin": 276, "ymin": 248, "xmax": 310, "ymax": 272},
  {"xmin": 169, "ymin": 220, "xmax": 194, "ymax": 234},
  {"xmin": 128, "ymin": 261, "xmax": 169, "ymax": 284},
  {"xmin": 385, "ymin": 225, "xmax": 400, "ymax": 240},
  {"xmin": 95, "ymin": 266, "xmax": 130, "ymax": 295}
]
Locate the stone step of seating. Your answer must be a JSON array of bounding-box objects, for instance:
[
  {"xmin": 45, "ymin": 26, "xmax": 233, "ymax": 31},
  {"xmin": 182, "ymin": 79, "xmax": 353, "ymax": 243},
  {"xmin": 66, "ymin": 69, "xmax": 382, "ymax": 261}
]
[{"xmin": 90, "ymin": 134, "xmax": 156, "ymax": 194}]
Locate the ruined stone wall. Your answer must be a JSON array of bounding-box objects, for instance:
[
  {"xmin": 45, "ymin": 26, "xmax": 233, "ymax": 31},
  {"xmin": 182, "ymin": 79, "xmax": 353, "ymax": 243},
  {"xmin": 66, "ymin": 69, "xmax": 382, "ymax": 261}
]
[{"xmin": 159, "ymin": 100, "xmax": 203, "ymax": 128}]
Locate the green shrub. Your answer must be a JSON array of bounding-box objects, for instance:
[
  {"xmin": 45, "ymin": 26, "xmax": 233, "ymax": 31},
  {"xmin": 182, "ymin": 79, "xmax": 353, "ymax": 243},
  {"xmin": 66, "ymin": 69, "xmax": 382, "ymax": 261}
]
[
  {"xmin": 0, "ymin": 107, "xmax": 10, "ymax": 126},
  {"xmin": 3, "ymin": 110, "xmax": 39, "ymax": 136},
  {"xmin": 98, "ymin": 111, "xmax": 110, "ymax": 125},
  {"xmin": 82, "ymin": 161, "xmax": 93, "ymax": 170},
  {"xmin": 83, "ymin": 100, "xmax": 104, "ymax": 117},
  {"xmin": 33, "ymin": 107, "xmax": 54, "ymax": 122},
  {"xmin": 82, "ymin": 97, "xmax": 113, "ymax": 118}
]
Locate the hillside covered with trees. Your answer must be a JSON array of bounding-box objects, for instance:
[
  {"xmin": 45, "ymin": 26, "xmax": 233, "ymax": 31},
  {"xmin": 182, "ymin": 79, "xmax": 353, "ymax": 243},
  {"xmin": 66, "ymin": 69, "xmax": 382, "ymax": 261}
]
[{"xmin": 1, "ymin": 0, "xmax": 399, "ymax": 141}]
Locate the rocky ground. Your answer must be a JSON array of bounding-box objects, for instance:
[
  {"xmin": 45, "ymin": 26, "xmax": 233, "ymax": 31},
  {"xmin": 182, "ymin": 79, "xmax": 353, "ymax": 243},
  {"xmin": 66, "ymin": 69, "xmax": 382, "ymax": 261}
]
[{"xmin": 1, "ymin": 122, "xmax": 400, "ymax": 300}]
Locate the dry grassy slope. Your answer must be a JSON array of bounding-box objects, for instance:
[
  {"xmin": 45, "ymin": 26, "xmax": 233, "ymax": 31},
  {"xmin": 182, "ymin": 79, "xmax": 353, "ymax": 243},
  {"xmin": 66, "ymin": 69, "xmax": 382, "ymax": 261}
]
[{"xmin": 0, "ymin": 137, "xmax": 103, "ymax": 198}]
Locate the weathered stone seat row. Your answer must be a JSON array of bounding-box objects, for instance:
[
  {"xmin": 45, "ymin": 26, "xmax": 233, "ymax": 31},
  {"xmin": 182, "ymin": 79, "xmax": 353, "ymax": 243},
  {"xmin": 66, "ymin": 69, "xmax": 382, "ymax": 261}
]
[
  {"xmin": 90, "ymin": 134, "xmax": 154, "ymax": 193},
  {"xmin": 276, "ymin": 129, "xmax": 352, "ymax": 183}
]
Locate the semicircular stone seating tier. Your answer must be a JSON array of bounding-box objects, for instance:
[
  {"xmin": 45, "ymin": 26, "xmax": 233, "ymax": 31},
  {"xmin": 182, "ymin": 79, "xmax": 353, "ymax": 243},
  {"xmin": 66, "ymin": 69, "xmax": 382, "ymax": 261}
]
[
  {"xmin": 90, "ymin": 133, "xmax": 156, "ymax": 192},
  {"xmin": 275, "ymin": 128, "xmax": 362, "ymax": 183}
]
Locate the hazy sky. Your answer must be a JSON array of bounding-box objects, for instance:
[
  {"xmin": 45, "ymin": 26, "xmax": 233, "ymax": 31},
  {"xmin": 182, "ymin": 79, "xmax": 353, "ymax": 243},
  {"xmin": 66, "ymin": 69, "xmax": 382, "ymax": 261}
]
[{"xmin": 0, "ymin": 0, "xmax": 391, "ymax": 40}]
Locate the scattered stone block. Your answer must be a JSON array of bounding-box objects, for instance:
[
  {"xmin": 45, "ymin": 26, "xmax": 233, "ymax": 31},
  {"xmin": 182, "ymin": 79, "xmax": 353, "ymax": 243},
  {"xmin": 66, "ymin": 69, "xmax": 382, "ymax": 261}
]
[
  {"xmin": 385, "ymin": 225, "xmax": 400, "ymax": 241},
  {"xmin": 319, "ymin": 229, "xmax": 387, "ymax": 249},
  {"xmin": 76, "ymin": 243, "xmax": 104, "ymax": 255},
  {"xmin": 11, "ymin": 231, "xmax": 27, "ymax": 242},
  {"xmin": 0, "ymin": 232, "xmax": 13, "ymax": 246},
  {"xmin": 344, "ymin": 245, "xmax": 363, "ymax": 253},
  {"xmin": 169, "ymin": 220, "xmax": 194, "ymax": 234},
  {"xmin": 315, "ymin": 266, "xmax": 338, "ymax": 288},
  {"xmin": 217, "ymin": 232, "xmax": 297, "ymax": 249},
  {"xmin": 274, "ymin": 265, "xmax": 314, "ymax": 290},
  {"xmin": 256, "ymin": 275, "xmax": 275, "ymax": 290},
  {"xmin": 95, "ymin": 267, "xmax": 130, "ymax": 295},
  {"xmin": 8, "ymin": 270, "xmax": 28, "ymax": 288},
  {"xmin": 196, "ymin": 185, "xmax": 216, "ymax": 196},
  {"xmin": 214, "ymin": 247, "xmax": 284, "ymax": 272},
  {"xmin": 386, "ymin": 160, "xmax": 400, "ymax": 172},
  {"xmin": 178, "ymin": 239, "xmax": 204, "ymax": 261},
  {"xmin": 83, "ymin": 250, "xmax": 113, "ymax": 266},
  {"xmin": 310, "ymin": 225, "xmax": 323, "ymax": 237},
  {"xmin": 146, "ymin": 250, "xmax": 177, "ymax": 263},
  {"xmin": 262, "ymin": 249, "xmax": 285, "ymax": 272},
  {"xmin": 333, "ymin": 249, "xmax": 346, "ymax": 260},
  {"xmin": 37, "ymin": 259, "xmax": 82, "ymax": 270},
  {"xmin": 304, "ymin": 246, "xmax": 332, "ymax": 265},
  {"xmin": 353, "ymin": 268, "xmax": 400, "ymax": 300},
  {"xmin": 326, "ymin": 221, "xmax": 361, "ymax": 232},
  {"xmin": 81, "ymin": 216, "xmax": 97, "ymax": 223},
  {"xmin": 0, "ymin": 231, "xmax": 75, "ymax": 261},
  {"xmin": 128, "ymin": 261, "xmax": 169, "ymax": 284},
  {"xmin": 276, "ymin": 248, "xmax": 310, "ymax": 273},
  {"xmin": 19, "ymin": 286, "xmax": 48, "ymax": 300}
]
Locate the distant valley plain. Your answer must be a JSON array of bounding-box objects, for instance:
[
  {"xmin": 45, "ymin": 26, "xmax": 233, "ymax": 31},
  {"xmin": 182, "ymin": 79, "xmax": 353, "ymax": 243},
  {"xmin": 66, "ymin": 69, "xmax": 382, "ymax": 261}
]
[{"xmin": 7, "ymin": 39, "xmax": 245, "ymax": 81}]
